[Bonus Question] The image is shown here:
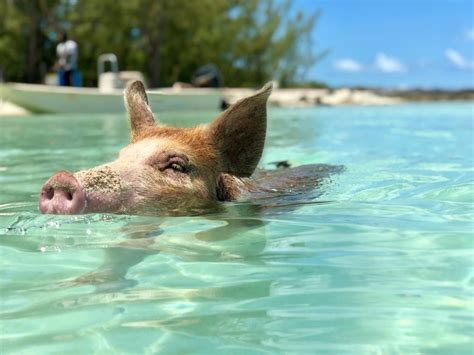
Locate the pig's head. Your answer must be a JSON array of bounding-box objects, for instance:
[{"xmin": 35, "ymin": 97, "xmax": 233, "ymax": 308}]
[{"xmin": 39, "ymin": 81, "xmax": 272, "ymax": 215}]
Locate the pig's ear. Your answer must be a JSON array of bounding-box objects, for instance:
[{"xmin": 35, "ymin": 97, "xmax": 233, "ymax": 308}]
[
  {"xmin": 208, "ymin": 82, "xmax": 272, "ymax": 177},
  {"xmin": 124, "ymin": 81, "xmax": 156, "ymax": 137}
]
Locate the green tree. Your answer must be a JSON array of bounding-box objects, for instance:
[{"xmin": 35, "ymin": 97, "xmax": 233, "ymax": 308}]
[
  {"xmin": 0, "ymin": 0, "xmax": 68, "ymax": 82},
  {"xmin": 0, "ymin": 0, "xmax": 325, "ymax": 88}
]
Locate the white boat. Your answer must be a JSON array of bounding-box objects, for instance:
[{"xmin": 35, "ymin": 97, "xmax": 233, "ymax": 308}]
[
  {"xmin": 0, "ymin": 54, "xmax": 223, "ymax": 114},
  {"xmin": 0, "ymin": 82, "xmax": 223, "ymax": 114}
]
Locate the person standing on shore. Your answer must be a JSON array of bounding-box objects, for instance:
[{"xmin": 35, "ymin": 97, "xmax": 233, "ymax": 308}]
[{"xmin": 56, "ymin": 31, "xmax": 79, "ymax": 86}]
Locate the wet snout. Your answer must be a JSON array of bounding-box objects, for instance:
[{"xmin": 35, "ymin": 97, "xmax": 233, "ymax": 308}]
[{"xmin": 39, "ymin": 171, "xmax": 86, "ymax": 214}]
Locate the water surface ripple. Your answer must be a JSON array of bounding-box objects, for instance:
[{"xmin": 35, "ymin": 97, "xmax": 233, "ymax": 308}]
[{"xmin": 1, "ymin": 104, "xmax": 473, "ymax": 354}]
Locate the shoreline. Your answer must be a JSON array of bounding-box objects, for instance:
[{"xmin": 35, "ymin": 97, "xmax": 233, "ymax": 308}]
[
  {"xmin": 1, "ymin": 87, "xmax": 472, "ymax": 116},
  {"xmin": 223, "ymin": 87, "xmax": 474, "ymax": 107},
  {"xmin": 0, "ymin": 100, "xmax": 29, "ymax": 116},
  {"xmin": 224, "ymin": 87, "xmax": 403, "ymax": 107}
]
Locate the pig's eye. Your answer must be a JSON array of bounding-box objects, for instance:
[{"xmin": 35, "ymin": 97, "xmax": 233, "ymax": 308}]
[
  {"xmin": 169, "ymin": 162, "xmax": 185, "ymax": 172},
  {"xmin": 163, "ymin": 156, "xmax": 188, "ymax": 173}
]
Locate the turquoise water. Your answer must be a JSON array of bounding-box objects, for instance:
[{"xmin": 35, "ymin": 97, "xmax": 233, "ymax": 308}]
[{"xmin": 1, "ymin": 103, "xmax": 473, "ymax": 354}]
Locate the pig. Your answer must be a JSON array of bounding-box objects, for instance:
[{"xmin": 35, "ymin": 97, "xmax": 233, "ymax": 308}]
[{"xmin": 39, "ymin": 80, "xmax": 339, "ymax": 216}]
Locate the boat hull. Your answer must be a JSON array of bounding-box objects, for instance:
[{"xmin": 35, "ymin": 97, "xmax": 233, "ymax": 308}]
[{"xmin": 0, "ymin": 83, "xmax": 222, "ymax": 114}]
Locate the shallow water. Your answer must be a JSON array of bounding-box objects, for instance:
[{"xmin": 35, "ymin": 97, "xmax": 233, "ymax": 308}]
[{"xmin": 1, "ymin": 103, "xmax": 473, "ymax": 354}]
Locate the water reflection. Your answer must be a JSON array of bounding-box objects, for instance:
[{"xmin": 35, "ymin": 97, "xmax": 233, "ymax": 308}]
[
  {"xmin": 1, "ymin": 161, "xmax": 342, "ymax": 299},
  {"xmin": 68, "ymin": 212, "xmax": 269, "ymax": 292}
]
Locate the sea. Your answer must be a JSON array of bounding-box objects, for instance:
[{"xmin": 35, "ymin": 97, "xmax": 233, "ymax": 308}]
[{"xmin": 0, "ymin": 102, "xmax": 472, "ymax": 354}]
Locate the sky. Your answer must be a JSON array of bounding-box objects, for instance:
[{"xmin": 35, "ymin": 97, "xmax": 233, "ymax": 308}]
[{"xmin": 292, "ymin": 0, "xmax": 473, "ymax": 89}]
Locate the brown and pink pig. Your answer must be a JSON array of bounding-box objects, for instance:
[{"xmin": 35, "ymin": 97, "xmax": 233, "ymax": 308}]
[{"xmin": 39, "ymin": 81, "xmax": 338, "ymax": 216}]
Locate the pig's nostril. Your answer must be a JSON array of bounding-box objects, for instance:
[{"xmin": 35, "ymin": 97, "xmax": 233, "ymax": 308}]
[
  {"xmin": 45, "ymin": 187, "xmax": 54, "ymax": 200},
  {"xmin": 66, "ymin": 192, "xmax": 73, "ymax": 201}
]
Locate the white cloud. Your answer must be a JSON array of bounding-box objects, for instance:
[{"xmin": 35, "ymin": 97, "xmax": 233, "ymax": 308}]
[
  {"xmin": 374, "ymin": 53, "xmax": 407, "ymax": 73},
  {"xmin": 333, "ymin": 59, "xmax": 364, "ymax": 72},
  {"xmin": 445, "ymin": 49, "xmax": 474, "ymax": 69}
]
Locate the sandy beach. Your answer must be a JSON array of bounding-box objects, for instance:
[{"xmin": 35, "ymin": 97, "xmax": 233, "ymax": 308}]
[
  {"xmin": 0, "ymin": 99, "xmax": 29, "ymax": 116},
  {"xmin": 223, "ymin": 87, "xmax": 404, "ymax": 107},
  {"xmin": 223, "ymin": 87, "xmax": 474, "ymax": 107}
]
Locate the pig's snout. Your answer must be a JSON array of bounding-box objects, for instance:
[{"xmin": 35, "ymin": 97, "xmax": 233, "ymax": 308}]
[{"xmin": 39, "ymin": 171, "xmax": 86, "ymax": 214}]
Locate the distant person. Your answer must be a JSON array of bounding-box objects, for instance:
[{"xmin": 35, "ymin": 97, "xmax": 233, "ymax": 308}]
[{"xmin": 56, "ymin": 32, "xmax": 79, "ymax": 86}]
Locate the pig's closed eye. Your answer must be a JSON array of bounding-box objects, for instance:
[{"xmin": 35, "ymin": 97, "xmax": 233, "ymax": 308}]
[
  {"xmin": 168, "ymin": 162, "xmax": 185, "ymax": 172},
  {"xmin": 164, "ymin": 156, "xmax": 188, "ymax": 173}
]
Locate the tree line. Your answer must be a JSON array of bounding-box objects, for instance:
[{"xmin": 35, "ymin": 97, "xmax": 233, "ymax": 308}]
[{"xmin": 0, "ymin": 0, "xmax": 327, "ymax": 88}]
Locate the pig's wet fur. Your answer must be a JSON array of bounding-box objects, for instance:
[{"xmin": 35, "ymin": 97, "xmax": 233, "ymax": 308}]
[{"xmin": 39, "ymin": 81, "xmax": 342, "ymax": 216}]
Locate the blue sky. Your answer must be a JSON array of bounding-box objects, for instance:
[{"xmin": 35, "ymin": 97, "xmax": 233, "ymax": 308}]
[{"xmin": 292, "ymin": 0, "xmax": 473, "ymax": 88}]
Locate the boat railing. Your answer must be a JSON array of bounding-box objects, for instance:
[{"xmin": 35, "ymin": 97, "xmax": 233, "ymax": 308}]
[
  {"xmin": 97, "ymin": 53, "xmax": 119, "ymax": 77},
  {"xmin": 97, "ymin": 53, "xmax": 122, "ymax": 92}
]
